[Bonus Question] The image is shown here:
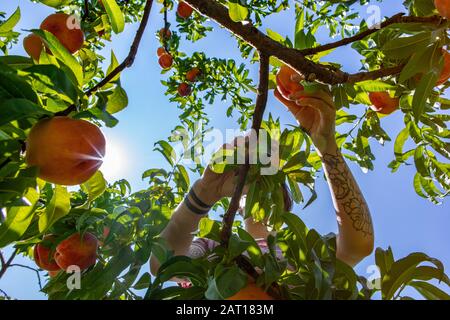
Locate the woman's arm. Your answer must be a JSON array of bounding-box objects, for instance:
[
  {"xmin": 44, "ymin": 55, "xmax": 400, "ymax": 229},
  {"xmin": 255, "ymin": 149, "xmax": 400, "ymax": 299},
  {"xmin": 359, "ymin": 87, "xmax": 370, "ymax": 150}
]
[
  {"xmin": 319, "ymin": 143, "xmax": 374, "ymax": 266},
  {"xmin": 275, "ymin": 88, "xmax": 374, "ymax": 266},
  {"xmin": 150, "ymin": 163, "xmax": 239, "ymax": 275},
  {"xmin": 149, "ymin": 184, "xmax": 208, "ymax": 275}
]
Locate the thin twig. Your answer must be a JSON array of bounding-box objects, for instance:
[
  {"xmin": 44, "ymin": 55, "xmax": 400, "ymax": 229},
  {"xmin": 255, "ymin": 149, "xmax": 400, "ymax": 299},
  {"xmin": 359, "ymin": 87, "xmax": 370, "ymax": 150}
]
[
  {"xmin": 0, "ymin": 252, "xmax": 5, "ymax": 268},
  {"xmin": 220, "ymin": 52, "xmax": 270, "ymax": 245},
  {"xmin": 300, "ymin": 14, "xmax": 446, "ymax": 55},
  {"xmin": 9, "ymin": 264, "xmax": 43, "ymax": 290},
  {"xmin": 85, "ymin": 0, "xmax": 154, "ymax": 96},
  {"xmin": 0, "ymin": 248, "xmax": 18, "ymax": 279},
  {"xmin": 0, "ymin": 288, "xmax": 10, "ymax": 299},
  {"xmin": 163, "ymin": 0, "xmax": 169, "ymax": 52}
]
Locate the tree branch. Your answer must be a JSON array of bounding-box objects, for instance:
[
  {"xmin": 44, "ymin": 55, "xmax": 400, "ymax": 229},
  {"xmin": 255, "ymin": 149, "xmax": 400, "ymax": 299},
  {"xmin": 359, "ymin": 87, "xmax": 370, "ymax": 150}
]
[
  {"xmin": 0, "ymin": 249, "xmax": 18, "ymax": 279},
  {"xmin": 300, "ymin": 14, "xmax": 446, "ymax": 55},
  {"xmin": 183, "ymin": 0, "xmax": 445, "ymax": 84},
  {"xmin": 85, "ymin": 0, "xmax": 154, "ymax": 97},
  {"xmin": 217, "ymin": 52, "xmax": 283, "ymax": 298},
  {"xmin": 220, "ymin": 52, "xmax": 270, "ymax": 245},
  {"xmin": 0, "ymin": 251, "xmax": 5, "ymax": 268}
]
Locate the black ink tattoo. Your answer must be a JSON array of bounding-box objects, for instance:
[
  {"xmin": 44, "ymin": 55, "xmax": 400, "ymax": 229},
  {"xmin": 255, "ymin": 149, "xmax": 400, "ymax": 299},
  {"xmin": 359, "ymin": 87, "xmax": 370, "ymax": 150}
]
[{"xmin": 322, "ymin": 149, "xmax": 373, "ymax": 237}]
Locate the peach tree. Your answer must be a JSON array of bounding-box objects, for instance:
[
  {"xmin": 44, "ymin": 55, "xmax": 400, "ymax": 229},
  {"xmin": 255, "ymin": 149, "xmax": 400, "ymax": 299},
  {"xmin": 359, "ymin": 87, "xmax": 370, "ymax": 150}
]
[{"xmin": 0, "ymin": 0, "xmax": 449, "ymax": 299}]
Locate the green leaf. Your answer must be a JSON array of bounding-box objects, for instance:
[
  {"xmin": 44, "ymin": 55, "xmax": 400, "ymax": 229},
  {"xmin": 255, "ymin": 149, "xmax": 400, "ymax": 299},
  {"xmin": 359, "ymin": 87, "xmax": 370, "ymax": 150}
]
[
  {"xmin": 0, "ymin": 7, "xmax": 20, "ymax": 34},
  {"xmin": 25, "ymin": 64, "xmax": 79, "ymax": 103},
  {"xmin": 414, "ymin": 146, "xmax": 429, "ymax": 177},
  {"xmin": 155, "ymin": 256, "xmax": 207, "ymax": 287},
  {"xmin": 197, "ymin": 217, "xmax": 221, "ymax": 242},
  {"xmin": 375, "ymin": 247, "xmax": 394, "ymax": 277},
  {"xmin": 205, "ymin": 264, "xmax": 248, "ymax": 299},
  {"xmin": 81, "ymin": 171, "xmax": 106, "ymax": 203},
  {"xmin": 102, "ymin": 0, "xmax": 125, "ymax": 34},
  {"xmin": 0, "ymin": 68, "xmax": 38, "ymax": 103},
  {"xmin": 154, "ymin": 140, "xmax": 176, "ymax": 166},
  {"xmin": 382, "ymin": 252, "xmax": 445, "ymax": 300},
  {"xmin": 38, "ymin": 185, "xmax": 71, "ymax": 233},
  {"xmin": 0, "ymin": 187, "xmax": 39, "ymax": 248},
  {"xmin": 105, "ymin": 85, "xmax": 128, "ymax": 114},
  {"xmin": 382, "ymin": 32, "xmax": 432, "ymax": 59},
  {"xmin": 133, "ymin": 272, "xmax": 152, "ymax": 290},
  {"xmin": 32, "ymin": 29, "xmax": 83, "ymax": 85},
  {"xmin": 106, "ymin": 50, "xmax": 120, "ymax": 82},
  {"xmin": 228, "ymin": 1, "xmax": 249, "ymax": 22},
  {"xmin": 228, "ymin": 234, "xmax": 250, "ymax": 260},
  {"xmin": 283, "ymin": 212, "xmax": 308, "ymax": 249},
  {"xmin": 394, "ymin": 125, "xmax": 410, "ymax": 160},
  {"xmin": 0, "ymin": 99, "xmax": 50, "ymax": 126},
  {"xmin": 174, "ymin": 164, "xmax": 190, "ymax": 192},
  {"xmin": 0, "ymin": 56, "xmax": 33, "ymax": 70},
  {"xmin": 412, "ymin": 71, "xmax": 438, "ymax": 119},
  {"xmin": 409, "ymin": 281, "xmax": 450, "ymax": 300}
]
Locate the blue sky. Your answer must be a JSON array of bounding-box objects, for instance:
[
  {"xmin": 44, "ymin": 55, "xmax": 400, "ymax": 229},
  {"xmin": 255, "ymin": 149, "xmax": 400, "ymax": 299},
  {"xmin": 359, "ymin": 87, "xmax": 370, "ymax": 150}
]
[{"xmin": 1, "ymin": 0, "xmax": 449, "ymax": 299}]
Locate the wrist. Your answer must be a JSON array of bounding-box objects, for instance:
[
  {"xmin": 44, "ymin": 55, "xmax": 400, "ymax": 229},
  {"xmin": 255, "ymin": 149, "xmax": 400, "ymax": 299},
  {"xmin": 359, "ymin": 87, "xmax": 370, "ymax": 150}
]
[{"xmin": 192, "ymin": 180, "xmax": 220, "ymax": 207}]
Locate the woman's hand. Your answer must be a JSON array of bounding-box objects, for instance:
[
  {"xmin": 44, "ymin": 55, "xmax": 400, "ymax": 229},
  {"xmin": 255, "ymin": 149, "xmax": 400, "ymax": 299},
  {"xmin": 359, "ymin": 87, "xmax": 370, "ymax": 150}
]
[
  {"xmin": 193, "ymin": 140, "xmax": 248, "ymax": 205},
  {"xmin": 274, "ymin": 86, "xmax": 337, "ymax": 156}
]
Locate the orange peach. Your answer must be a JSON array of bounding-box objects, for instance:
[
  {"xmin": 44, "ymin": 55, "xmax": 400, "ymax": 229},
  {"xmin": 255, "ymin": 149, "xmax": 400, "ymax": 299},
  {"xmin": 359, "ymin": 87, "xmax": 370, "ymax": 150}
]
[
  {"xmin": 34, "ymin": 235, "xmax": 61, "ymax": 272},
  {"xmin": 435, "ymin": 0, "xmax": 450, "ymax": 18},
  {"xmin": 40, "ymin": 13, "xmax": 84, "ymax": 54},
  {"xmin": 157, "ymin": 47, "xmax": 168, "ymax": 57},
  {"xmin": 23, "ymin": 34, "xmax": 45, "ymax": 61},
  {"xmin": 177, "ymin": 1, "xmax": 193, "ymax": 19},
  {"xmin": 177, "ymin": 82, "xmax": 191, "ymax": 96},
  {"xmin": 158, "ymin": 53, "xmax": 173, "ymax": 69},
  {"xmin": 25, "ymin": 116, "xmax": 106, "ymax": 186},
  {"xmin": 227, "ymin": 282, "xmax": 274, "ymax": 300},
  {"xmin": 437, "ymin": 50, "xmax": 450, "ymax": 85},
  {"xmin": 159, "ymin": 28, "xmax": 172, "ymax": 39},
  {"xmin": 186, "ymin": 67, "xmax": 201, "ymax": 82},
  {"xmin": 368, "ymin": 92, "xmax": 399, "ymax": 115},
  {"xmin": 276, "ymin": 65, "xmax": 304, "ymax": 100},
  {"xmin": 54, "ymin": 232, "xmax": 98, "ymax": 271}
]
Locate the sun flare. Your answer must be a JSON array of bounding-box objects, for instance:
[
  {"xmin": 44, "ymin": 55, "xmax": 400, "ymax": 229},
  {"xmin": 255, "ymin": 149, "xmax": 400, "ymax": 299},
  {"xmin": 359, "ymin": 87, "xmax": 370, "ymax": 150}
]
[{"xmin": 99, "ymin": 137, "xmax": 128, "ymax": 183}]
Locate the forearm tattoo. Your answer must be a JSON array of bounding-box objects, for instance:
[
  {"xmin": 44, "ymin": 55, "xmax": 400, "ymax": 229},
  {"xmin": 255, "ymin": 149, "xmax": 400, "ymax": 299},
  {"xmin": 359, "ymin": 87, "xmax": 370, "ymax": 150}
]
[{"xmin": 322, "ymin": 149, "xmax": 373, "ymax": 237}]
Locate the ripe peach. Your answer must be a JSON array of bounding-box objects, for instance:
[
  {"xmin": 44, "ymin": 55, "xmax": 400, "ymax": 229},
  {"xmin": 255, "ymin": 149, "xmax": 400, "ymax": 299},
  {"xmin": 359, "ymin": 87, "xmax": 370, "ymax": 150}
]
[
  {"xmin": 435, "ymin": 0, "xmax": 450, "ymax": 18},
  {"xmin": 48, "ymin": 270, "xmax": 61, "ymax": 278},
  {"xmin": 437, "ymin": 50, "xmax": 450, "ymax": 85},
  {"xmin": 186, "ymin": 67, "xmax": 201, "ymax": 82},
  {"xmin": 159, "ymin": 28, "xmax": 171, "ymax": 39},
  {"xmin": 227, "ymin": 282, "xmax": 274, "ymax": 300},
  {"xmin": 177, "ymin": 1, "xmax": 194, "ymax": 19},
  {"xmin": 23, "ymin": 34, "xmax": 44, "ymax": 61},
  {"xmin": 98, "ymin": 226, "xmax": 110, "ymax": 247},
  {"xmin": 40, "ymin": 13, "xmax": 84, "ymax": 54},
  {"xmin": 276, "ymin": 65, "xmax": 304, "ymax": 100},
  {"xmin": 157, "ymin": 47, "xmax": 167, "ymax": 57},
  {"xmin": 158, "ymin": 53, "xmax": 173, "ymax": 69},
  {"xmin": 25, "ymin": 116, "xmax": 106, "ymax": 186},
  {"xmin": 178, "ymin": 82, "xmax": 191, "ymax": 96},
  {"xmin": 54, "ymin": 232, "xmax": 98, "ymax": 271},
  {"xmin": 368, "ymin": 92, "xmax": 399, "ymax": 115},
  {"xmin": 34, "ymin": 235, "xmax": 61, "ymax": 271}
]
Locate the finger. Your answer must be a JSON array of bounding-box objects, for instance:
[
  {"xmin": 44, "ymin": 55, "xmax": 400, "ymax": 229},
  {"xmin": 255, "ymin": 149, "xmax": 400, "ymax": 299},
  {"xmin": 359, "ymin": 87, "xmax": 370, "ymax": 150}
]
[
  {"xmin": 274, "ymin": 88, "xmax": 300, "ymax": 113},
  {"xmin": 296, "ymin": 97, "xmax": 335, "ymax": 118},
  {"xmin": 290, "ymin": 90, "xmax": 334, "ymax": 109}
]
